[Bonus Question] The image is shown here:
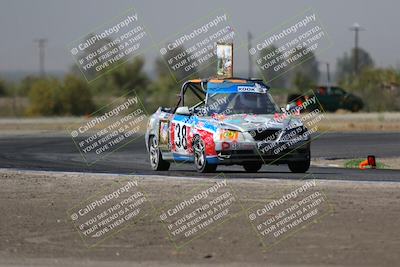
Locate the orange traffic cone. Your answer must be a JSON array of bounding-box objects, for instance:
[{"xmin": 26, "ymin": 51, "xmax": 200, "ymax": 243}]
[
  {"xmin": 359, "ymin": 155, "xmax": 376, "ymax": 170},
  {"xmin": 359, "ymin": 159, "xmax": 369, "ymax": 170}
]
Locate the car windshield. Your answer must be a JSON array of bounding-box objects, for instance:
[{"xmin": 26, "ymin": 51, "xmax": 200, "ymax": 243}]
[{"xmin": 204, "ymin": 91, "xmax": 279, "ymax": 116}]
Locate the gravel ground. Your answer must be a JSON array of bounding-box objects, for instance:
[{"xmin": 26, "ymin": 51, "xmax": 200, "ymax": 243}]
[{"xmin": 0, "ymin": 169, "xmax": 399, "ymax": 267}]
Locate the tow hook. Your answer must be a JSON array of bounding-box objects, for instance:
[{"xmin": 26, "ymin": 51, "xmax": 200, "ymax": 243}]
[{"xmin": 218, "ymin": 152, "xmax": 231, "ymax": 160}]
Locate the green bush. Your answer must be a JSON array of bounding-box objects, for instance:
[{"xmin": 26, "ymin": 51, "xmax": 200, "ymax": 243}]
[
  {"xmin": 26, "ymin": 76, "xmax": 95, "ymax": 116},
  {"xmin": 18, "ymin": 76, "xmax": 40, "ymax": 96},
  {"xmin": 0, "ymin": 79, "xmax": 7, "ymax": 96},
  {"xmin": 60, "ymin": 75, "xmax": 95, "ymax": 115},
  {"xmin": 26, "ymin": 78, "xmax": 61, "ymax": 116}
]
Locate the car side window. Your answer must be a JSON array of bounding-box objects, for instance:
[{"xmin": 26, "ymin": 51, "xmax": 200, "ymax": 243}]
[{"xmin": 192, "ymin": 103, "xmax": 206, "ymax": 116}]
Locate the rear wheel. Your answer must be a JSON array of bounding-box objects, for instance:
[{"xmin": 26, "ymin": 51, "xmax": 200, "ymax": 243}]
[
  {"xmin": 149, "ymin": 136, "xmax": 170, "ymax": 171},
  {"xmin": 351, "ymin": 103, "xmax": 361, "ymax": 112},
  {"xmin": 193, "ymin": 137, "xmax": 217, "ymax": 173},
  {"xmin": 243, "ymin": 162, "xmax": 263, "ymax": 172}
]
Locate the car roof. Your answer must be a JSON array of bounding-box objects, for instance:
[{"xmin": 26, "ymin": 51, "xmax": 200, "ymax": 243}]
[{"xmin": 176, "ymin": 77, "xmax": 269, "ymax": 111}]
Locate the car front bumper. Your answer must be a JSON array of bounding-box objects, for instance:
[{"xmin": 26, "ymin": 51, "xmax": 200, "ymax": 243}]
[{"xmin": 214, "ymin": 140, "xmax": 310, "ymax": 165}]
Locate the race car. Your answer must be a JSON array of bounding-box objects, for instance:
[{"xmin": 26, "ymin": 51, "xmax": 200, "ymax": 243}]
[{"xmin": 145, "ymin": 78, "xmax": 311, "ymax": 173}]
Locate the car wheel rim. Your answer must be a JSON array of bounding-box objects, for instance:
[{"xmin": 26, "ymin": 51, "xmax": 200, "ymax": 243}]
[
  {"xmin": 150, "ymin": 138, "xmax": 158, "ymax": 168},
  {"xmin": 194, "ymin": 139, "xmax": 205, "ymax": 169}
]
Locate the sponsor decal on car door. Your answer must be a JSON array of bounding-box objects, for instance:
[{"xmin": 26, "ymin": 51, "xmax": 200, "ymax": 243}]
[{"xmin": 158, "ymin": 120, "xmax": 170, "ymax": 150}]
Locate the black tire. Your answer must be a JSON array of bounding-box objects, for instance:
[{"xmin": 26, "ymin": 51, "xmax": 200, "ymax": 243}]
[
  {"xmin": 351, "ymin": 103, "xmax": 361, "ymax": 112},
  {"xmin": 288, "ymin": 154, "xmax": 310, "ymax": 173},
  {"xmin": 149, "ymin": 136, "xmax": 170, "ymax": 171},
  {"xmin": 243, "ymin": 162, "xmax": 263, "ymax": 172},
  {"xmin": 193, "ymin": 137, "xmax": 217, "ymax": 173}
]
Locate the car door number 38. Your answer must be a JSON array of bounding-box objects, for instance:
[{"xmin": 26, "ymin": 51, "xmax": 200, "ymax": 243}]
[{"xmin": 174, "ymin": 123, "xmax": 188, "ymax": 150}]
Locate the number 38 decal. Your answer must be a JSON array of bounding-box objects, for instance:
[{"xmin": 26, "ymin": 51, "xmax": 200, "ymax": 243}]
[{"xmin": 174, "ymin": 123, "xmax": 187, "ymax": 150}]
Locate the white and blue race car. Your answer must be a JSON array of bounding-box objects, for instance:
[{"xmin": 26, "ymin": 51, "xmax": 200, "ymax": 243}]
[{"xmin": 145, "ymin": 78, "xmax": 311, "ymax": 173}]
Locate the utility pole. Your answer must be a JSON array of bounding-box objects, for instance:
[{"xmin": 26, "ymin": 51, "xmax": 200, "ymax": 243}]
[
  {"xmin": 34, "ymin": 38, "xmax": 47, "ymax": 77},
  {"xmin": 247, "ymin": 31, "xmax": 253, "ymax": 78},
  {"xmin": 318, "ymin": 61, "xmax": 331, "ymax": 88},
  {"xmin": 349, "ymin": 23, "xmax": 364, "ymax": 75},
  {"xmin": 326, "ymin": 62, "xmax": 331, "ymax": 87}
]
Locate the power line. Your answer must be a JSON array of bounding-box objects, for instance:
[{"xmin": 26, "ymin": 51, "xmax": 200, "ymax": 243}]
[{"xmin": 318, "ymin": 61, "xmax": 331, "ymax": 87}]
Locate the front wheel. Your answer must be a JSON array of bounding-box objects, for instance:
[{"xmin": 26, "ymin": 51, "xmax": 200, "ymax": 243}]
[
  {"xmin": 288, "ymin": 157, "xmax": 310, "ymax": 173},
  {"xmin": 243, "ymin": 162, "xmax": 263, "ymax": 172},
  {"xmin": 351, "ymin": 103, "xmax": 361, "ymax": 112},
  {"xmin": 193, "ymin": 137, "xmax": 217, "ymax": 173},
  {"xmin": 149, "ymin": 136, "xmax": 170, "ymax": 171}
]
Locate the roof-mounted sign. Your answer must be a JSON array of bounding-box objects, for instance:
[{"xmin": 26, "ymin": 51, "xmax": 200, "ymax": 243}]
[{"xmin": 216, "ymin": 43, "xmax": 233, "ymax": 78}]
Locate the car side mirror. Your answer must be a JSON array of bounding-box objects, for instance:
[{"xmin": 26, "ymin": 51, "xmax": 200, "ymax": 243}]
[
  {"xmin": 175, "ymin": 106, "xmax": 191, "ymax": 116},
  {"xmin": 284, "ymin": 103, "xmax": 297, "ymax": 112}
]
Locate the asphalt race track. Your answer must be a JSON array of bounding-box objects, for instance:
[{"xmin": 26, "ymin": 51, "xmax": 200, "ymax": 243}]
[{"xmin": 1, "ymin": 132, "xmax": 399, "ymax": 182}]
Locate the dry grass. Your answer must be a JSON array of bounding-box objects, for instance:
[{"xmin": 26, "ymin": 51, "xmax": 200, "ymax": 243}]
[
  {"xmin": 0, "ymin": 112, "xmax": 399, "ymax": 136},
  {"xmin": 312, "ymin": 157, "xmax": 400, "ymax": 170},
  {"xmin": 318, "ymin": 112, "xmax": 400, "ymax": 132}
]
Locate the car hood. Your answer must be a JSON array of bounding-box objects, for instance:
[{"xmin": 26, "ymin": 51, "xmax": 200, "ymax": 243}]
[{"xmin": 200, "ymin": 114, "xmax": 303, "ymax": 132}]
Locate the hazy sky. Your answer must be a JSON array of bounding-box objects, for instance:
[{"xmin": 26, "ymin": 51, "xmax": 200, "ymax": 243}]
[{"xmin": 1, "ymin": 0, "xmax": 399, "ymax": 74}]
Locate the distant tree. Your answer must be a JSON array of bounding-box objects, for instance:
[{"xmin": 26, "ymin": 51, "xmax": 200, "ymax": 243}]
[
  {"xmin": 289, "ymin": 47, "xmax": 320, "ymax": 87},
  {"xmin": 60, "ymin": 75, "xmax": 95, "ymax": 115},
  {"xmin": 0, "ymin": 78, "xmax": 7, "ymax": 96},
  {"xmin": 17, "ymin": 76, "xmax": 40, "ymax": 96},
  {"xmin": 88, "ymin": 74, "xmax": 120, "ymax": 96},
  {"xmin": 152, "ymin": 44, "xmax": 201, "ymax": 111},
  {"xmin": 26, "ymin": 78, "xmax": 61, "ymax": 116},
  {"xmin": 293, "ymin": 71, "xmax": 314, "ymax": 94},
  {"xmin": 155, "ymin": 44, "xmax": 197, "ymax": 81},
  {"xmin": 70, "ymin": 56, "xmax": 149, "ymax": 99},
  {"xmin": 336, "ymin": 47, "xmax": 374, "ymax": 82},
  {"xmin": 108, "ymin": 57, "xmax": 149, "ymax": 93}
]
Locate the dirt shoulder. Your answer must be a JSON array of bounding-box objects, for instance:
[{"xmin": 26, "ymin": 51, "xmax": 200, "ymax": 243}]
[
  {"xmin": 0, "ymin": 169, "xmax": 399, "ymax": 266},
  {"xmin": 312, "ymin": 157, "xmax": 400, "ymax": 170}
]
